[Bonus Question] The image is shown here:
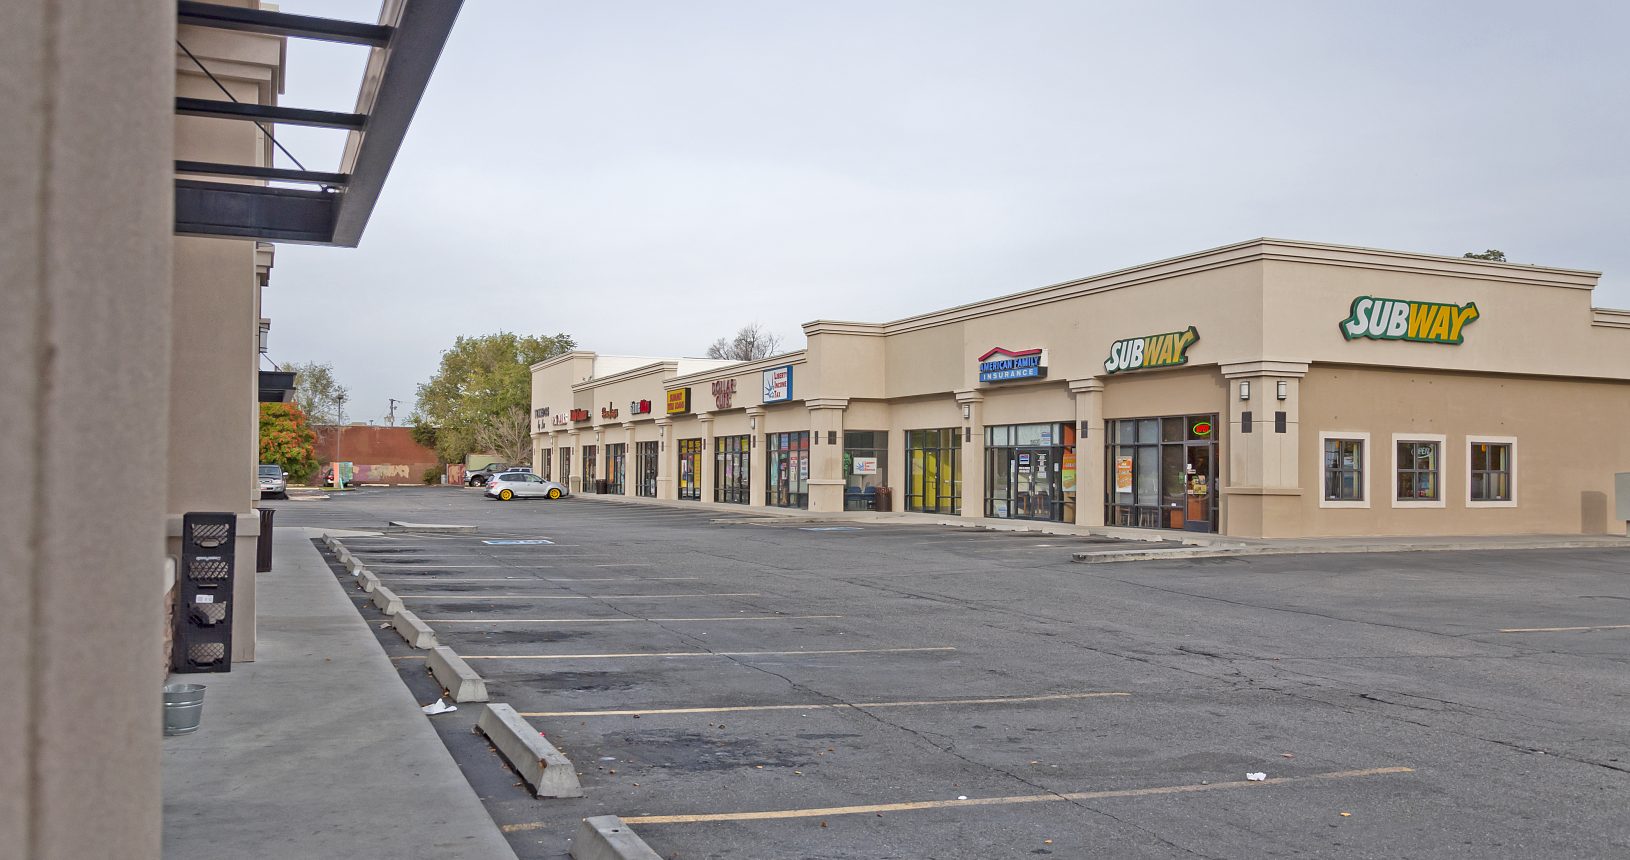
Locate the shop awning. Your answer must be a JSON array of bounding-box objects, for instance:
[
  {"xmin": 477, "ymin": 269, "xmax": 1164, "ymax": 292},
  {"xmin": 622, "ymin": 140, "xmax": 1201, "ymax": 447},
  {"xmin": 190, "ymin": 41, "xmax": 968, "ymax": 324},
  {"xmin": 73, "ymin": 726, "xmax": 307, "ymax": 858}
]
[
  {"xmin": 258, "ymin": 370, "xmax": 298, "ymax": 403},
  {"xmin": 173, "ymin": 0, "xmax": 462, "ymax": 246}
]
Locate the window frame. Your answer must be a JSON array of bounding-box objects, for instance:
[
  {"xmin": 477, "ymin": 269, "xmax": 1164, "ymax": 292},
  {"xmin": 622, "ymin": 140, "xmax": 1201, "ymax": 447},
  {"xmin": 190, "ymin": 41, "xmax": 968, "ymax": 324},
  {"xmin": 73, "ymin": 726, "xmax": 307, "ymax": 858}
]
[
  {"xmin": 1391, "ymin": 433, "xmax": 1447, "ymax": 508},
  {"xmin": 1318, "ymin": 431, "xmax": 1370, "ymax": 509},
  {"xmin": 1466, "ymin": 435, "xmax": 1518, "ymax": 508}
]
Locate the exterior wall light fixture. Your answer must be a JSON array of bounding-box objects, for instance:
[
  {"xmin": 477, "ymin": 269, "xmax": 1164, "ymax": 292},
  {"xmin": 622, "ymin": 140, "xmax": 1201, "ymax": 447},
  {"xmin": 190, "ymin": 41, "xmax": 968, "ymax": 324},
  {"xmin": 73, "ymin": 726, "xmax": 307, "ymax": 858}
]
[
  {"xmin": 962, "ymin": 404, "xmax": 971, "ymax": 420},
  {"xmin": 1239, "ymin": 380, "xmax": 1251, "ymax": 401},
  {"xmin": 1276, "ymin": 380, "xmax": 1288, "ymax": 400}
]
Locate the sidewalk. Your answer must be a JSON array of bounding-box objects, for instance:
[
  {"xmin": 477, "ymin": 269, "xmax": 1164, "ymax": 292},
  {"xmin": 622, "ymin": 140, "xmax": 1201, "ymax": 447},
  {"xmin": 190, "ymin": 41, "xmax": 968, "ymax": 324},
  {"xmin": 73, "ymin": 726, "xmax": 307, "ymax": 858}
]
[
  {"xmin": 563, "ymin": 490, "xmax": 1630, "ymax": 557},
  {"xmin": 162, "ymin": 528, "xmax": 517, "ymax": 860}
]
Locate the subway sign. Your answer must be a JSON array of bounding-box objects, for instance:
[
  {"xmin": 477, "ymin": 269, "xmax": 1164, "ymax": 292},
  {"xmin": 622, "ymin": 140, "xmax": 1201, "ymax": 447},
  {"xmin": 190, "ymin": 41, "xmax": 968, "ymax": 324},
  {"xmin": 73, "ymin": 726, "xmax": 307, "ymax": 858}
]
[
  {"xmin": 1340, "ymin": 296, "xmax": 1479, "ymax": 345},
  {"xmin": 978, "ymin": 347, "xmax": 1048, "ymax": 383},
  {"xmin": 1103, "ymin": 326, "xmax": 1199, "ymax": 374}
]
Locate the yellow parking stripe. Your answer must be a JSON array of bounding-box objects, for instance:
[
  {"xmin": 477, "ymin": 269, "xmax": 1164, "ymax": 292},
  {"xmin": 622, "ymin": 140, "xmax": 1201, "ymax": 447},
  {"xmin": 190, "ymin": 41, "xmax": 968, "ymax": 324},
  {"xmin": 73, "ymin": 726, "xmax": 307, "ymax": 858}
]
[
  {"xmin": 461, "ymin": 646, "xmax": 956, "ymax": 661},
  {"xmin": 625, "ymin": 767, "xmax": 1415, "ymax": 825}
]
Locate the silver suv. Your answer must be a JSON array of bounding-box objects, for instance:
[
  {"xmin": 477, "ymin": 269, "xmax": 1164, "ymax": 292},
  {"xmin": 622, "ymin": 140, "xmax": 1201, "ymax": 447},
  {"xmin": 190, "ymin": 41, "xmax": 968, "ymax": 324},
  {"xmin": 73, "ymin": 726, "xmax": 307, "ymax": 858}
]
[{"xmin": 258, "ymin": 464, "xmax": 288, "ymax": 499}]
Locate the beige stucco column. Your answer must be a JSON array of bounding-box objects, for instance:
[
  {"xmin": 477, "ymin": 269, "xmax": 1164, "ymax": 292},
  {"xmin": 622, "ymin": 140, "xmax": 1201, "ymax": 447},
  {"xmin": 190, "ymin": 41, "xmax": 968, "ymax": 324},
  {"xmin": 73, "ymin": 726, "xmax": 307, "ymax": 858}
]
[
  {"xmin": 654, "ymin": 418, "xmax": 674, "ymax": 499},
  {"xmin": 1220, "ymin": 360, "xmax": 1308, "ymax": 537},
  {"xmin": 806, "ymin": 398, "xmax": 850, "ymax": 513},
  {"xmin": 696, "ymin": 413, "xmax": 715, "ymax": 502},
  {"xmin": 746, "ymin": 406, "xmax": 767, "ymax": 506},
  {"xmin": 1069, "ymin": 377, "xmax": 1106, "ymax": 527},
  {"xmin": 955, "ymin": 390, "xmax": 985, "ymax": 517},
  {"xmin": 566, "ymin": 430, "xmax": 581, "ymax": 494},
  {"xmin": 621, "ymin": 422, "xmax": 638, "ymax": 495}
]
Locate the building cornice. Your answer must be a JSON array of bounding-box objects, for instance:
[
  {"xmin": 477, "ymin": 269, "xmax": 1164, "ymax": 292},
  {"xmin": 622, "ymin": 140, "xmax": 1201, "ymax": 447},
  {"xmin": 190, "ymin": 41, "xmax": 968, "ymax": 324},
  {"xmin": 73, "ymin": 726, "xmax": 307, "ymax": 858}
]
[
  {"xmin": 665, "ymin": 351, "xmax": 808, "ymax": 388},
  {"xmin": 569, "ymin": 360, "xmax": 678, "ymax": 393}
]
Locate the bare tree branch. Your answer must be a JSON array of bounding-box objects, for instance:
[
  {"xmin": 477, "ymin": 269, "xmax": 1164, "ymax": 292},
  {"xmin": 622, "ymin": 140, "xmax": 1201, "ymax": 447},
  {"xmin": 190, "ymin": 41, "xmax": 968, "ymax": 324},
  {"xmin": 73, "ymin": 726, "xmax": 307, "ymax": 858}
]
[
  {"xmin": 470, "ymin": 405, "xmax": 532, "ymax": 465},
  {"xmin": 704, "ymin": 323, "xmax": 782, "ymax": 361}
]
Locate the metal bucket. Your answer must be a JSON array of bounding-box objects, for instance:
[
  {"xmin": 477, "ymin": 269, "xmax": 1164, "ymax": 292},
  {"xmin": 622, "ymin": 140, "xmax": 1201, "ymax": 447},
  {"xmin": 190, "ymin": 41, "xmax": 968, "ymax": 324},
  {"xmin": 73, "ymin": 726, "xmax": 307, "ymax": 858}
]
[{"xmin": 163, "ymin": 683, "xmax": 207, "ymax": 736}]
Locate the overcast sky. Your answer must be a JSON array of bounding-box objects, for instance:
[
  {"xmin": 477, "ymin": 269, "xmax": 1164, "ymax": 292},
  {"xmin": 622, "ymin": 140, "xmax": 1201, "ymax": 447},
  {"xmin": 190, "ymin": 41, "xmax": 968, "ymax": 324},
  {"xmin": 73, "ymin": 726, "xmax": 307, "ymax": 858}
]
[{"xmin": 262, "ymin": 1, "xmax": 1630, "ymax": 424}]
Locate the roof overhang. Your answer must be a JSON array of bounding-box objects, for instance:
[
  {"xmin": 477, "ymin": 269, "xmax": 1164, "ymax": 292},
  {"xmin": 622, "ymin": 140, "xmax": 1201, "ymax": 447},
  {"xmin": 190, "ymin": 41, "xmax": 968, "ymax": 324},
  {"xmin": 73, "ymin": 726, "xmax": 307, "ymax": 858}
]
[{"xmin": 173, "ymin": 0, "xmax": 462, "ymax": 247}]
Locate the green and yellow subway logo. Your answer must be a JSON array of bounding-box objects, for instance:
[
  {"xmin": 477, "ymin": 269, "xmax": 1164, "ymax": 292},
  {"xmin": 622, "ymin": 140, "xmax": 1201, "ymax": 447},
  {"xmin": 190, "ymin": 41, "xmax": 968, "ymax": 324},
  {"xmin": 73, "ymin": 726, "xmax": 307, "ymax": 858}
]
[
  {"xmin": 1340, "ymin": 296, "xmax": 1479, "ymax": 345},
  {"xmin": 1103, "ymin": 326, "xmax": 1200, "ymax": 374}
]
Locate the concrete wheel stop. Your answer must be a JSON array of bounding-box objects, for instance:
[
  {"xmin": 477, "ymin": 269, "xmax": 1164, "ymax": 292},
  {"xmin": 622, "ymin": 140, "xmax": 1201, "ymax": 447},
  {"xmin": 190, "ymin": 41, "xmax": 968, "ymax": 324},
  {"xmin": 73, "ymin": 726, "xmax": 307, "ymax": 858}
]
[
  {"xmin": 570, "ymin": 815, "xmax": 662, "ymax": 860},
  {"xmin": 475, "ymin": 703, "xmax": 583, "ymax": 798},
  {"xmin": 427, "ymin": 646, "xmax": 488, "ymax": 702}
]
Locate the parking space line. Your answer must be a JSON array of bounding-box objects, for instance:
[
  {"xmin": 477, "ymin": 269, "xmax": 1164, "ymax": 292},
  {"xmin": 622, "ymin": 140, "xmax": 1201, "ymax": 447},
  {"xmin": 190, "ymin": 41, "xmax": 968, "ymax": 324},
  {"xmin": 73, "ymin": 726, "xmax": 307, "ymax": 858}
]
[
  {"xmin": 623, "ymin": 766, "xmax": 1415, "ymax": 825},
  {"xmin": 518, "ymin": 691, "xmax": 1128, "ymax": 717},
  {"xmin": 422, "ymin": 615, "xmax": 842, "ymax": 623},
  {"xmin": 544, "ymin": 576, "xmax": 699, "ymax": 582},
  {"xmin": 461, "ymin": 646, "xmax": 956, "ymax": 661},
  {"xmin": 1499, "ymin": 623, "xmax": 1630, "ymax": 633},
  {"xmin": 398, "ymin": 593, "xmax": 761, "ymax": 600}
]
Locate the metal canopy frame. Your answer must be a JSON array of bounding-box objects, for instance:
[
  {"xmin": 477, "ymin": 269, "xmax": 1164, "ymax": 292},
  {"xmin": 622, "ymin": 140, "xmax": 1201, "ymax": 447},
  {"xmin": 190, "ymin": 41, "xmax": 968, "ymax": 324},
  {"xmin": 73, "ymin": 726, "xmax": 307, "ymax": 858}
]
[{"xmin": 173, "ymin": 0, "xmax": 461, "ymax": 247}]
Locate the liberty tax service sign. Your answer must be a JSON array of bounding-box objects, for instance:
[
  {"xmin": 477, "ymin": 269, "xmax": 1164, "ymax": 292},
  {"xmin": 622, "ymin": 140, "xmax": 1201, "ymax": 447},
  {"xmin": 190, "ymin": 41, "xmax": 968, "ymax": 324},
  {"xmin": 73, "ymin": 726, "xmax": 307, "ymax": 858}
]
[{"xmin": 762, "ymin": 365, "xmax": 793, "ymax": 403}]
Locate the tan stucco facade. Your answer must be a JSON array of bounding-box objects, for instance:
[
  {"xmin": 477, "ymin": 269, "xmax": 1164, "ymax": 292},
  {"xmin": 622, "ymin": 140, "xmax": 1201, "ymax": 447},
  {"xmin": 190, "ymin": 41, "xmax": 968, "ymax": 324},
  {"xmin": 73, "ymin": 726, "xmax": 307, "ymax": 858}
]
[{"xmin": 534, "ymin": 239, "xmax": 1630, "ymax": 538}]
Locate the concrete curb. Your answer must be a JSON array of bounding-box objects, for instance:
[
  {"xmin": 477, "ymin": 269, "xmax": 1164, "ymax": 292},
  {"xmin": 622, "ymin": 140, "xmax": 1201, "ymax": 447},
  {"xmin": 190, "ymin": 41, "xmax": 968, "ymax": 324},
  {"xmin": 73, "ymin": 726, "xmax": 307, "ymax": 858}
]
[
  {"xmin": 371, "ymin": 585, "xmax": 403, "ymax": 615},
  {"xmin": 427, "ymin": 646, "xmax": 488, "ymax": 702},
  {"xmin": 390, "ymin": 609, "xmax": 438, "ymax": 649},
  {"xmin": 1072, "ymin": 539, "xmax": 1630, "ymax": 564},
  {"xmin": 387, "ymin": 521, "xmax": 478, "ymax": 533},
  {"xmin": 344, "ymin": 554, "xmax": 366, "ymax": 573},
  {"xmin": 475, "ymin": 704, "xmax": 583, "ymax": 798},
  {"xmin": 569, "ymin": 816, "xmax": 661, "ymax": 860},
  {"xmin": 357, "ymin": 570, "xmax": 380, "ymax": 593}
]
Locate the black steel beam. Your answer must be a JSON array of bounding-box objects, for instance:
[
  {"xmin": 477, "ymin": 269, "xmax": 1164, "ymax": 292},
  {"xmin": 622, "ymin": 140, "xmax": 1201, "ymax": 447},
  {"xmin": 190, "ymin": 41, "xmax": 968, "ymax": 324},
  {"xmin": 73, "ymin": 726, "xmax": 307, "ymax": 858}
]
[
  {"xmin": 178, "ymin": 1, "xmax": 394, "ymax": 47},
  {"xmin": 176, "ymin": 96, "xmax": 367, "ymax": 130},
  {"xmin": 175, "ymin": 160, "xmax": 349, "ymax": 187},
  {"xmin": 330, "ymin": 0, "xmax": 464, "ymax": 247},
  {"xmin": 175, "ymin": 179, "xmax": 338, "ymax": 244}
]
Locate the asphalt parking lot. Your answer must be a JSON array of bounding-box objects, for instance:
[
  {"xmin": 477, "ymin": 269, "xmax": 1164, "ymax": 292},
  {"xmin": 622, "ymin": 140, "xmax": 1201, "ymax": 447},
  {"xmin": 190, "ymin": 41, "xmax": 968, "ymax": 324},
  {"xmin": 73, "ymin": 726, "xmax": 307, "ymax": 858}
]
[{"xmin": 271, "ymin": 487, "xmax": 1630, "ymax": 859}]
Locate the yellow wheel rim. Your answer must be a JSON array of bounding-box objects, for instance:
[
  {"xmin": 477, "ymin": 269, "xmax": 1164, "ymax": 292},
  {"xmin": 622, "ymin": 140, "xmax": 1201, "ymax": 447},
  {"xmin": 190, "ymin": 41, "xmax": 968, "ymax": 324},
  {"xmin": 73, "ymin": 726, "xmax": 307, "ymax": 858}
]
[
  {"xmin": 499, "ymin": 489, "xmax": 513, "ymax": 500},
  {"xmin": 548, "ymin": 488, "xmax": 560, "ymax": 499}
]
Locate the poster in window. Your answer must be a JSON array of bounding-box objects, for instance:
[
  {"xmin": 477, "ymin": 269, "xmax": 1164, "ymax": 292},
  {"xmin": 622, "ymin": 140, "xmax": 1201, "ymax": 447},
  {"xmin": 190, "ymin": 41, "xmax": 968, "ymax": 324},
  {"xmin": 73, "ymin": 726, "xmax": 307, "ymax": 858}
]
[
  {"xmin": 1061, "ymin": 450, "xmax": 1076, "ymax": 493},
  {"xmin": 852, "ymin": 456, "xmax": 878, "ymax": 475},
  {"xmin": 798, "ymin": 454, "xmax": 809, "ymax": 480},
  {"xmin": 1115, "ymin": 456, "xmax": 1134, "ymax": 493}
]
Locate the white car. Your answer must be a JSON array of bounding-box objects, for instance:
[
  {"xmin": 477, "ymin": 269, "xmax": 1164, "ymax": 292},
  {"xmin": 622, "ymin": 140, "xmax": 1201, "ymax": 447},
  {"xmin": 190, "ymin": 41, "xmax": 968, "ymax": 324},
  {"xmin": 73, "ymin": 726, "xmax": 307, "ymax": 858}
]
[
  {"xmin": 485, "ymin": 472, "xmax": 568, "ymax": 501},
  {"xmin": 257, "ymin": 464, "xmax": 288, "ymax": 499}
]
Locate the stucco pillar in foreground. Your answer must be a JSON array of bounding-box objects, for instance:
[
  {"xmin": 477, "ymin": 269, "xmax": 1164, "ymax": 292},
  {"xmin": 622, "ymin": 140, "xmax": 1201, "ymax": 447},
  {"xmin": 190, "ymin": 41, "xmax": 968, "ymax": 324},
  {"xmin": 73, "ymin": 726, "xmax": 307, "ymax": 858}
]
[
  {"xmin": 955, "ymin": 390, "xmax": 985, "ymax": 517},
  {"xmin": 806, "ymin": 399, "xmax": 849, "ymax": 513},
  {"xmin": 746, "ymin": 407, "xmax": 767, "ymax": 506},
  {"xmin": 1220, "ymin": 360, "xmax": 1308, "ymax": 538},
  {"xmin": 654, "ymin": 419, "xmax": 674, "ymax": 499},
  {"xmin": 1070, "ymin": 377, "xmax": 1106, "ymax": 527},
  {"xmin": 697, "ymin": 413, "xmax": 715, "ymax": 502}
]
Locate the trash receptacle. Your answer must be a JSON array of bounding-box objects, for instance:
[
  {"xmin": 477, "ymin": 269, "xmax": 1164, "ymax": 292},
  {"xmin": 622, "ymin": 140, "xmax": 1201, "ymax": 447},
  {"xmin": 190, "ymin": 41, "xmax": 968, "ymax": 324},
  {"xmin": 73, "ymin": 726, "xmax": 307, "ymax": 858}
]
[
  {"xmin": 256, "ymin": 507, "xmax": 275, "ymax": 572},
  {"xmin": 163, "ymin": 683, "xmax": 207, "ymax": 736},
  {"xmin": 874, "ymin": 486, "xmax": 893, "ymax": 512},
  {"xmin": 594, "ymin": 479, "xmax": 609, "ymax": 495}
]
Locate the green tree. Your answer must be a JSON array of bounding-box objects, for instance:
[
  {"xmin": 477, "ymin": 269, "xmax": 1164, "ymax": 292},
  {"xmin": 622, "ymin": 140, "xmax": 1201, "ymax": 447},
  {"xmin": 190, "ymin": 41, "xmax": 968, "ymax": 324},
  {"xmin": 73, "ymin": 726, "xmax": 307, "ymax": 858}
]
[
  {"xmin": 279, "ymin": 361, "xmax": 350, "ymax": 425},
  {"xmin": 413, "ymin": 332, "xmax": 574, "ymax": 463},
  {"xmin": 1463, "ymin": 249, "xmax": 1506, "ymax": 262},
  {"xmin": 259, "ymin": 402, "xmax": 320, "ymax": 482}
]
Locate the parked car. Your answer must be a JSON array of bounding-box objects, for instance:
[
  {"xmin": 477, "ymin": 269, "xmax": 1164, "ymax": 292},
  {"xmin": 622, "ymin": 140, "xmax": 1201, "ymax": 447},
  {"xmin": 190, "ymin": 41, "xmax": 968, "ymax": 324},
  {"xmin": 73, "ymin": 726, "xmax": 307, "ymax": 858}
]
[
  {"xmin": 485, "ymin": 472, "xmax": 566, "ymax": 501},
  {"xmin": 257, "ymin": 464, "xmax": 287, "ymax": 499},
  {"xmin": 466, "ymin": 463, "xmax": 510, "ymax": 487}
]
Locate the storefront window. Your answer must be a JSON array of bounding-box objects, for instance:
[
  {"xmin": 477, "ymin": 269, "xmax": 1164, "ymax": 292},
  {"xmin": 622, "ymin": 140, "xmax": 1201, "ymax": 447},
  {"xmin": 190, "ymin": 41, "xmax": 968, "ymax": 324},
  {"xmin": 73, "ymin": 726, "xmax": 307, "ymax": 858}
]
[
  {"xmin": 636, "ymin": 441, "xmax": 658, "ymax": 497},
  {"xmin": 1470, "ymin": 441, "xmax": 1513, "ymax": 502},
  {"xmin": 606, "ymin": 443, "xmax": 626, "ymax": 495},
  {"xmin": 985, "ymin": 423, "xmax": 1074, "ymax": 521},
  {"xmin": 558, "ymin": 447, "xmax": 572, "ymax": 490},
  {"xmin": 766, "ymin": 431, "xmax": 810, "ymax": 508},
  {"xmin": 1107, "ymin": 415, "xmax": 1218, "ymax": 531},
  {"xmin": 1396, "ymin": 440, "xmax": 1439, "ymax": 501},
  {"xmin": 906, "ymin": 428, "xmax": 960, "ymax": 514},
  {"xmin": 539, "ymin": 450, "xmax": 552, "ymax": 481},
  {"xmin": 581, "ymin": 445, "xmax": 598, "ymax": 493},
  {"xmin": 714, "ymin": 435, "xmax": 750, "ymax": 504},
  {"xmin": 843, "ymin": 431, "xmax": 888, "ymax": 511},
  {"xmin": 677, "ymin": 438, "xmax": 703, "ymax": 500},
  {"xmin": 1323, "ymin": 438, "xmax": 1364, "ymax": 501}
]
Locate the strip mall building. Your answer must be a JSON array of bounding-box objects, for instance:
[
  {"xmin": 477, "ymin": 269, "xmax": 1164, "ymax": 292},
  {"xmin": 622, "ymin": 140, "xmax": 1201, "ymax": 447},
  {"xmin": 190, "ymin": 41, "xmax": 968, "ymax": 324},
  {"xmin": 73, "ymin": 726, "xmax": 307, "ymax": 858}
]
[{"xmin": 531, "ymin": 239, "xmax": 1630, "ymax": 538}]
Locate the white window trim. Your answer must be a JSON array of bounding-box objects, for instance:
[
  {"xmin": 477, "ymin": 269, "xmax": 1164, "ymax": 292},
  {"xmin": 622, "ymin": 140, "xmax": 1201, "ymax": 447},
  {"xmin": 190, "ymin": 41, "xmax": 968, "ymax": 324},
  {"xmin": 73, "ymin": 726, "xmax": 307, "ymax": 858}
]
[
  {"xmin": 1391, "ymin": 433, "xmax": 1448, "ymax": 509},
  {"xmin": 1466, "ymin": 435, "xmax": 1518, "ymax": 508},
  {"xmin": 1319, "ymin": 431, "xmax": 1370, "ymax": 509}
]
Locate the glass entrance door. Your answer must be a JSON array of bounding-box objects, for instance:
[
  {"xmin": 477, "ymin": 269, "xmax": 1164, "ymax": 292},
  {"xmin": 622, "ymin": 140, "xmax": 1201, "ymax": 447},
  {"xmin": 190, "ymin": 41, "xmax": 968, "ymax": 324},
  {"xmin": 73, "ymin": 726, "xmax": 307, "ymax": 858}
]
[
  {"xmin": 1013, "ymin": 448, "xmax": 1057, "ymax": 519},
  {"xmin": 1183, "ymin": 442, "xmax": 1214, "ymax": 532}
]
